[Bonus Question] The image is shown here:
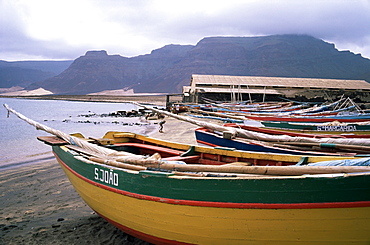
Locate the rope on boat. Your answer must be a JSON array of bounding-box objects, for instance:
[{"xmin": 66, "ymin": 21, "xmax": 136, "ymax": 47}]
[{"xmin": 132, "ymin": 102, "xmax": 370, "ymax": 147}]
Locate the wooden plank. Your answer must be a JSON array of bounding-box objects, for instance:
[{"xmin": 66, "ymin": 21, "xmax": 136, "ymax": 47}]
[
  {"xmin": 37, "ymin": 136, "xmax": 68, "ymax": 146},
  {"xmin": 113, "ymin": 143, "xmax": 185, "ymax": 156}
]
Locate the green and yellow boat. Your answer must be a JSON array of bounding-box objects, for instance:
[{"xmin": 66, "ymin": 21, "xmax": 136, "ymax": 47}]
[{"xmin": 4, "ymin": 104, "xmax": 370, "ymax": 244}]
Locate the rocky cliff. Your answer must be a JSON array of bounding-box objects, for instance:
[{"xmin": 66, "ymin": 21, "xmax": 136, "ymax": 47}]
[
  {"xmin": 27, "ymin": 35, "xmax": 370, "ymax": 94},
  {"xmin": 0, "ymin": 60, "xmax": 72, "ymax": 88}
]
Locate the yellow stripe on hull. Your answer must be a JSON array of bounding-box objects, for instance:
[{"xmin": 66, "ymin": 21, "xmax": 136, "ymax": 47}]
[{"xmin": 59, "ymin": 162, "xmax": 370, "ymax": 244}]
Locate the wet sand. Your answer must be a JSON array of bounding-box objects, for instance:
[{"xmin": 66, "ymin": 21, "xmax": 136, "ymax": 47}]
[{"xmin": 0, "ymin": 107, "xmax": 213, "ymax": 244}]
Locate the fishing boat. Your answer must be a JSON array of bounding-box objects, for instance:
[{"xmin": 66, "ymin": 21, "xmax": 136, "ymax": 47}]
[
  {"xmin": 245, "ymin": 113, "xmax": 370, "ymax": 123},
  {"xmin": 242, "ymin": 99, "xmax": 342, "ymax": 116},
  {"xmin": 223, "ymin": 123, "xmax": 370, "ymax": 139},
  {"xmin": 198, "ymin": 102, "xmax": 304, "ymax": 114},
  {"xmin": 186, "ymin": 113, "xmax": 245, "ymax": 123},
  {"xmin": 4, "ymin": 104, "xmax": 370, "ymax": 244},
  {"xmin": 199, "ymin": 101, "xmax": 296, "ymax": 112},
  {"xmin": 262, "ymin": 121, "xmax": 370, "ymax": 134},
  {"xmin": 195, "ymin": 126, "xmax": 370, "ymax": 156},
  {"xmin": 136, "ymin": 103, "xmax": 370, "ymax": 156}
]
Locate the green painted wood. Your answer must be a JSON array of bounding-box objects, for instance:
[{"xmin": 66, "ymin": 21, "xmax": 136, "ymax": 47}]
[{"xmin": 53, "ymin": 146, "xmax": 370, "ymax": 205}]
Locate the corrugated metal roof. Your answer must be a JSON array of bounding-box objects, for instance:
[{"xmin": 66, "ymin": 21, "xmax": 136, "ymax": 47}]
[
  {"xmin": 192, "ymin": 87, "xmax": 281, "ymax": 94},
  {"xmin": 191, "ymin": 74, "xmax": 370, "ymax": 90}
]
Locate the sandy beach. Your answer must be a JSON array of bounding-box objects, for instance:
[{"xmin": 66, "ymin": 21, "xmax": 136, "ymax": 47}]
[{"xmin": 0, "ymin": 101, "xmax": 214, "ymax": 245}]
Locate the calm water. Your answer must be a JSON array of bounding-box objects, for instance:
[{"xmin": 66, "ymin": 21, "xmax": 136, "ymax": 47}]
[{"xmin": 0, "ymin": 98, "xmax": 157, "ymax": 169}]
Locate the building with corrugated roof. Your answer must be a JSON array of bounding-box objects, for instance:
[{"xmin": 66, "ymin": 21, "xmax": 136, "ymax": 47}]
[{"xmin": 182, "ymin": 74, "xmax": 370, "ymax": 103}]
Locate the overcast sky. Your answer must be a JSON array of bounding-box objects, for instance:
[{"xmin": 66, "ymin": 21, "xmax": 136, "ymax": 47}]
[{"xmin": 1, "ymin": 0, "xmax": 370, "ymax": 61}]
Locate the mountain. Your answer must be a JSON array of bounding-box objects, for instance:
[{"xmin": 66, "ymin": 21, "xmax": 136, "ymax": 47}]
[
  {"xmin": 27, "ymin": 47, "xmax": 193, "ymax": 94},
  {"xmin": 0, "ymin": 60, "xmax": 73, "ymax": 88},
  {"xmin": 26, "ymin": 35, "xmax": 370, "ymax": 94}
]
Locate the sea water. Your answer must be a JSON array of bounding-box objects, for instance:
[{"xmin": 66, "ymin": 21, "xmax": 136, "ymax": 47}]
[{"xmin": 0, "ymin": 97, "xmax": 157, "ymax": 169}]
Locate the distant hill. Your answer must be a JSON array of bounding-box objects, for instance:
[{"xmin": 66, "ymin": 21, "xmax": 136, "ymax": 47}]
[
  {"xmin": 0, "ymin": 60, "xmax": 72, "ymax": 88},
  {"xmin": 21, "ymin": 35, "xmax": 370, "ymax": 94}
]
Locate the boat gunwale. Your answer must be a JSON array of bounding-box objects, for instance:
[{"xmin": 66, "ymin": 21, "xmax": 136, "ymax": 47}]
[
  {"xmin": 194, "ymin": 127, "xmax": 366, "ymax": 157},
  {"xmin": 73, "ymin": 148, "xmax": 370, "ymax": 180},
  {"xmin": 110, "ymin": 131, "xmax": 359, "ymax": 163},
  {"xmin": 54, "ymin": 145, "xmax": 370, "ymax": 209}
]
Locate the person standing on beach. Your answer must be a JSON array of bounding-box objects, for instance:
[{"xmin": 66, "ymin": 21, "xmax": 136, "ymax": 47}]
[{"xmin": 159, "ymin": 120, "xmax": 166, "ymax": 133}]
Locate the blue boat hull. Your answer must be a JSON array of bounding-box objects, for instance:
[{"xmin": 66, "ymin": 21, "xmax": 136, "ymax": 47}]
[{"xmin": 194, "ymin": 129, "xmax": 330, "ymax": 156}]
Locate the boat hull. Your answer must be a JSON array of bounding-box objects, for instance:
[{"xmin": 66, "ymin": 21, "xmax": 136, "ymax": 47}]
[
  {"xmin": 262, "ymin": 121, "xmax": 370, "ymax": 135},
  {"xmin": 223, "ymin": 123, "xmax": 370, "ymax": 138},
  {"xmin": 195, "ymin": 128, "xmax": 343, "ymax": 156},
  {"xmin": 53, "ymin": 145, "xmax": 370, "ymax": 244},
  {"xmin": 246, "ymin": 115, "xmax": 370, "ymax": 123}
]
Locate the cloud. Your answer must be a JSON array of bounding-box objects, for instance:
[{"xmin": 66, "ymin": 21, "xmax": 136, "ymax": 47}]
[
  {"xmin": 161, "ymin": 1, "xmax": 370, "ymax": 46},
  {"xmin": 1, "ymin": 0, "xmax": 370, "ymax": 60}
]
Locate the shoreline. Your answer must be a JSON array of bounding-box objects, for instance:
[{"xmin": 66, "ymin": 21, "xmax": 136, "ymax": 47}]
[
  {"xmin": 0, "ymin": 152, "xmax": 55, "ymax": 171},
  {"xmin": 0, "ymin": 96, "xmax": 217, "ymax": 244},
  {"xmin": 0, "ymin": 94, "xmax": 183, "ymax": 107}
]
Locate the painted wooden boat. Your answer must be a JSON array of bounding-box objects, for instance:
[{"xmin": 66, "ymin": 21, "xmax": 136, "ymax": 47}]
[
  {"xmin": 134, "ymin": 102, "xmax": 370, "ymax": 156},
  {"xmin": 239, "ymin": 103, "xmax": 307, "ymax": 112},
  {"xmin": 214, "ymin": 99, "xmax": 354, "ymax": 117},
  {"xmin": 199, "ymin": 103, "xmax": 305, "ymax": 114},
  {"xmin": 4, "ymin": 104, "xmax": 370, "ymax": 244},
  {"xmin": 223, "ymin": 123, "xmax": 370, "ymax": 139},
  {"xmin": 243, "ymin": 100, "xmax": 342, "ymax": 115},
  {"xmin": 195, "ymin": 127, "xmax": 370, "ymax": 156},
  {"xmin": 293, "ymin": 105, "xmax": 356, "ymax": 116},
  {"xmin": 245, "ymin": 113, "xmax": 370, "ymax": 123},
  {"xmin": 201, "ymin": 101, "xmax": 295, "ymax": 112},
  {"xmin": 40, "ymin": 133, "xmax": 370, "ymax": 244},
  {"xmin": 187, "ymin": 113, "xmax": 245, "ymax": 123},
  {"xmin": 262, "ymin": 121, "xmax": 370, "ymax": 133}
]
